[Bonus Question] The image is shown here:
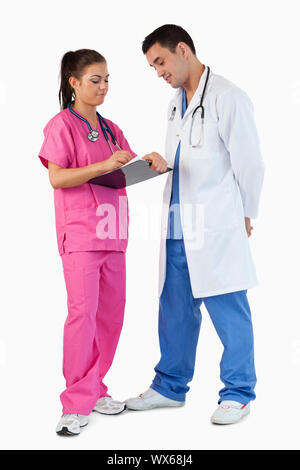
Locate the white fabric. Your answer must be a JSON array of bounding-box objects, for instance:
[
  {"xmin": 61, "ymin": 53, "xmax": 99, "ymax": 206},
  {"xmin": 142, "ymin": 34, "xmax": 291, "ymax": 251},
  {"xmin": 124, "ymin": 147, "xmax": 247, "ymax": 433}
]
[{"xmin": 159, "ymin": 67, "xmax": 265, "ymax": 298}]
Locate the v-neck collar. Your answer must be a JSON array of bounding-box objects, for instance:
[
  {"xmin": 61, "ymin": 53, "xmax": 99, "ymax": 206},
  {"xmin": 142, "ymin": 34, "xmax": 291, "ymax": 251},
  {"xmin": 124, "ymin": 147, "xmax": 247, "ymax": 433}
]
[
  {"xmin": 182, "ymin": 88, "xmax": 187, "ymax": 118},
  {"xmin": 69, "ymin": 105, "xmax": 100, "ymax": 132}
]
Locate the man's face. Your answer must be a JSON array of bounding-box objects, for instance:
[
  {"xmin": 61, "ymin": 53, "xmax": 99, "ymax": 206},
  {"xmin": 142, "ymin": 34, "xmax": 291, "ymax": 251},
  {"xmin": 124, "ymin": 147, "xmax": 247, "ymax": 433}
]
[{"xmin": 145, "ymin": 42, "xmax": 188, "ymax": 88}]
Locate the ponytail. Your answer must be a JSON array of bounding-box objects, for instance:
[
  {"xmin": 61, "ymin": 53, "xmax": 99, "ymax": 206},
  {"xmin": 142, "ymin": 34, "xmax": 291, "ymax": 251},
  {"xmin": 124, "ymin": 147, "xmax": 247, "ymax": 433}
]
[{"xmin": 58, "ymin": 49, "xmax": 106, "ymax": 110}]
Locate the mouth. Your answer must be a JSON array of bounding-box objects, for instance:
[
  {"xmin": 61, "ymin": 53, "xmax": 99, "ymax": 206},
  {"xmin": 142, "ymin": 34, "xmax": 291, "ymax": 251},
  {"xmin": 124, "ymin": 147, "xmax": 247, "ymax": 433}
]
[{"xmin": 164, "ymin": 73, "xmax": 172, "ymax": 83}]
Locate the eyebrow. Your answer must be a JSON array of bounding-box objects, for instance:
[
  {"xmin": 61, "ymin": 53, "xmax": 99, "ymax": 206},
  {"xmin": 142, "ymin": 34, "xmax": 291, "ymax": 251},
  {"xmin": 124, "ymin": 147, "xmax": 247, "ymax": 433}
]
[
  {"xmin": 150, "ymin": 57, "xmax": 162, "ymax": 67},
  {"xmin": 90, "ymin": 74, "xmax": 110, "ymax": 78}
]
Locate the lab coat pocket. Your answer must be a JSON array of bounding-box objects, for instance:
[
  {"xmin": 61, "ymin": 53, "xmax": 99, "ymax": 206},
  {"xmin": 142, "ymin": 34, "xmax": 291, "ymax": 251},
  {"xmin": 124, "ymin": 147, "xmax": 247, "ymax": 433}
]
[{"xmin": 61, "ymin": 232, "xmax": 67, "ymax": 254}]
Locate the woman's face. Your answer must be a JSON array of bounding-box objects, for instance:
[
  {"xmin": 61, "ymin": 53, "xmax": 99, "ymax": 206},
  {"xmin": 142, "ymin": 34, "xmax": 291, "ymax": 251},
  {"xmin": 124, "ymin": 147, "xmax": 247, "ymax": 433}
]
[{"xmin": 70, "ymin": 62, "xmax": 109, "ymax": 106}]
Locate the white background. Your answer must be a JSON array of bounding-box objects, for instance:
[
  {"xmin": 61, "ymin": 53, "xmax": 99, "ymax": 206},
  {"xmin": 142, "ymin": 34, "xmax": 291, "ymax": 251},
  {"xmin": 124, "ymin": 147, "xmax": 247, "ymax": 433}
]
[{"xmin": 0, "ymin": 0, "xmax": 299, "ymax": 451}]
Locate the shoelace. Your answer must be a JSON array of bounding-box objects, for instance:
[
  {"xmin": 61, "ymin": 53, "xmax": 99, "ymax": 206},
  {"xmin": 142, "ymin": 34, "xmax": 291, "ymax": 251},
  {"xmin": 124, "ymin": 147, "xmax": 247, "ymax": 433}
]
[
  {"xmin": 63, "ymin": 413, "xmax": 80, "ymax": 422},
  {"xmin": 98, "ymin": 397, "xmax": 123, "ymax": 409},
  {"xmin": 220, "ymin": 404, "xmax": 243, "ymax": 410}
]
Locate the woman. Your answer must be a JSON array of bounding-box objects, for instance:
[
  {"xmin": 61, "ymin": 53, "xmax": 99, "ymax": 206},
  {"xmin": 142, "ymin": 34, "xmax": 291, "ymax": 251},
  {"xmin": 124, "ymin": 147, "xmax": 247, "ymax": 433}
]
[{"xmin": 38, "ymin": 49, "xmax": 167, "ymax": 436}]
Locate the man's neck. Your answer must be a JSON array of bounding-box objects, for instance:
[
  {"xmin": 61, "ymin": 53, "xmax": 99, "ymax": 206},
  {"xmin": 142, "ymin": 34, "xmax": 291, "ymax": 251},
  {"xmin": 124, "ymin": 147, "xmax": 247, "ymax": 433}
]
[{"xmin": 183, "ymin": 61, "xmax": 205, "ymax": 106}]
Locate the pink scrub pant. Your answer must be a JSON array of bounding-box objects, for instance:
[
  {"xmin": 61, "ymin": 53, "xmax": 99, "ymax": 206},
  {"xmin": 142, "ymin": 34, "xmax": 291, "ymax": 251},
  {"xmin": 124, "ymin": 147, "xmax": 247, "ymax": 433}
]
[{"xmin": 59, "ymin": 250, "xmax": 126, "ymax": 415}]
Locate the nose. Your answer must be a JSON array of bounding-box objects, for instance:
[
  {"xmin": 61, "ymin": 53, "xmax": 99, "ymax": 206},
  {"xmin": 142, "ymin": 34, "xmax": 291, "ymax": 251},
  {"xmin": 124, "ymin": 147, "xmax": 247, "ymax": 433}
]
[
  {"xmin": 100, "ymin": 82, "xmax": 108, "ymax": 91},
  {"xmin": 157, "ymin": 69, "xmax": 164, "ymax": 78}
]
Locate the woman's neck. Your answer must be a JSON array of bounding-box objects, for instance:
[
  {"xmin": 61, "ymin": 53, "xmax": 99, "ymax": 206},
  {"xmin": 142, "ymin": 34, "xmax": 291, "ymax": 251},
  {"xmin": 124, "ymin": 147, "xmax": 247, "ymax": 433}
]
[{"xmin": 72, "ymin": 100, "xmax": 98, "ymax": 127}]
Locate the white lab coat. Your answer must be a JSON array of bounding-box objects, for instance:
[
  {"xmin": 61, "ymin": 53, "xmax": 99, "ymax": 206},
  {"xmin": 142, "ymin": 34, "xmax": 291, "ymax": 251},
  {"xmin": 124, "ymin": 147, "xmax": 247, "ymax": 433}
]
[{"xmin": 158, "ymin": 67, "xmax": 265, "ymax": 298}]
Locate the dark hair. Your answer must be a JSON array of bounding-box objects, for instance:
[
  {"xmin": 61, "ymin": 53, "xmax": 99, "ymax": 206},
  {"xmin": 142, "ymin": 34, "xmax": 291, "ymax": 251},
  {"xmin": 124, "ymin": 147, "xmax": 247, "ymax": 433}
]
[
  {"xmin": 59, "ymin": 49, "xmax": 106, "ymax": 110},
  {"xmin": 142, "ymin": 24, "xmax": 196, "ymax": 55}
]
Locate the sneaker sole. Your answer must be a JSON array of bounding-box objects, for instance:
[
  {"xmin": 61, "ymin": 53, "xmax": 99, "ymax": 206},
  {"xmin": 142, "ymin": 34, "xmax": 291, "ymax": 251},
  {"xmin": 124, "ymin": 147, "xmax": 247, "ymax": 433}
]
[
  {"xmin": 56, "ymin": 421, "xmax": 88, "ymax": 436},
  {"xmin": 211, "ymin": 409, "xmax": 250, "ymax": 425},
  {"xmin": 126, "ymin": 402, "xmax": 185, "ymax": 411},
  {"xmin": 92, "ymin": 404, "xmax": 127, "ymax": 415}
]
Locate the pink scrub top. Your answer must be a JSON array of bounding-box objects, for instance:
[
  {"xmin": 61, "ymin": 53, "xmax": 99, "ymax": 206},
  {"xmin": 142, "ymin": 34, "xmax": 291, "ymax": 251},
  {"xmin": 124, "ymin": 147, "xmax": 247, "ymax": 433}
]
[{"xmin": 38, "ymin": 108, "xmax": 137, "ymax": 255}]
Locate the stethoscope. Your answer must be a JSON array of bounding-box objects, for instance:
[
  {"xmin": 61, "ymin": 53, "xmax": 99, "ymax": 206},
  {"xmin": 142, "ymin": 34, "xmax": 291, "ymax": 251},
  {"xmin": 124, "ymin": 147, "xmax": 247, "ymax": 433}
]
[
  {"xmin": 169, "ymin": 66, "xmax": 210, "ymax": 148},
  {"xmin": 67, "ymin": 102, "xmax": 122, "ymax": 153}
]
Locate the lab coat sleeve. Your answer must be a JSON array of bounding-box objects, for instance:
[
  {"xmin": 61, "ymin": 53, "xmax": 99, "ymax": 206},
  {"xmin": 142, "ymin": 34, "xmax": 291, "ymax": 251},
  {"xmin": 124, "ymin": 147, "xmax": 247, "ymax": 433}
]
[
  {"xmin": 217, "ymin": 87, "xmax": 265, "ymax": 219},
  {"xmin": 38, "ymin": 115, "xmax": 75, "ymax": 169}
]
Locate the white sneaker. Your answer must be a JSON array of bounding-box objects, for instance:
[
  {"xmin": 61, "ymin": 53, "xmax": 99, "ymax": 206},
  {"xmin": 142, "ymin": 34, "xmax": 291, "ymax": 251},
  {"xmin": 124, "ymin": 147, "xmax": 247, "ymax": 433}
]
[
  {"xmin": 56, "ymin": 414, "xmax": 89, "ymax": 436},
  {"xmin": 125, "ymin": 388, "xmax": 185, "ymax": 411},
  {"xmin": 93, "ymin": 397, "xmax": 126, "ymax": 415},
  {"xmin": 211, "ymin": 400, "xmax": 250, "ymax": 425}
]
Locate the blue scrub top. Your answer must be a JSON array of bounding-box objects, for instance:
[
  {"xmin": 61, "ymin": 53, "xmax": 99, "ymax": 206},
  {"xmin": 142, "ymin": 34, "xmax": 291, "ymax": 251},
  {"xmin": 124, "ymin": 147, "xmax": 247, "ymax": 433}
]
[{"xmin": 168, "ymin": 88, "xmax": 187, "ymax": 239}]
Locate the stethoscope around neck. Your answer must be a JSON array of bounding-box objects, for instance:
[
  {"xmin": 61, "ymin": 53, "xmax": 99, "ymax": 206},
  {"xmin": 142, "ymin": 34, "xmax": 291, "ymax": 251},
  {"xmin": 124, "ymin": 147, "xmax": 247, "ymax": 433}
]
[
  {"xmin": 67, "ymin": 102, "xmax": 122, "ymax": 153},
  {"xmin": 169, "ymin": 66, "xmax": 210, "ymax": 148}
]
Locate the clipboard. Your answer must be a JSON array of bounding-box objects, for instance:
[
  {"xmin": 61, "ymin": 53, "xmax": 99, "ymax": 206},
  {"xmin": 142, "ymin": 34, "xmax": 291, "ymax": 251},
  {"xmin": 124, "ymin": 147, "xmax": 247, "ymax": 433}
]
[{"xmin": 88, "ymin": 156, "xmax": 173, "ymax": 189}]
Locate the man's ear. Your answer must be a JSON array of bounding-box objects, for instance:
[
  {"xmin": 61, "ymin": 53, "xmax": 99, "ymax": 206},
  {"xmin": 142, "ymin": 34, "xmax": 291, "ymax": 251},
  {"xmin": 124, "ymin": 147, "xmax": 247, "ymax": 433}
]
[{"xmin": 177, "ymin": 42, "xmax": 189, "ymax": 58}]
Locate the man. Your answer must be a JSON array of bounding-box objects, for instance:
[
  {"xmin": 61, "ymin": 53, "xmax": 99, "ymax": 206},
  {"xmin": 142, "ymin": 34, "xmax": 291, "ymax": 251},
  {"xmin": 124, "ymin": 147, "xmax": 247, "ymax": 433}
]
[{"xmin": 126, "ymin": 25, "xmax": 264, "ymax": 425}]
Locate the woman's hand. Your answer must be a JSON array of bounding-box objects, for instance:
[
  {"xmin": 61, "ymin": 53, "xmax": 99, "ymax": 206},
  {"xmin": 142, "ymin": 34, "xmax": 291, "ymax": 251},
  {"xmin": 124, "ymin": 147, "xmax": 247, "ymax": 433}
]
[
  {"xmin": 245, "ymin": 217, "xmax": 253, "ymax": 237},
  {"xmin": 48, "ymin": 151, "xmax": 133, "ymax": 189},
  {"xmin": 104, "ymin": 150, "xmax": 133, "ymax": 172},
  {"xmin": 142, "ymin": 152, "xmax": 168, "ymax": 173}
]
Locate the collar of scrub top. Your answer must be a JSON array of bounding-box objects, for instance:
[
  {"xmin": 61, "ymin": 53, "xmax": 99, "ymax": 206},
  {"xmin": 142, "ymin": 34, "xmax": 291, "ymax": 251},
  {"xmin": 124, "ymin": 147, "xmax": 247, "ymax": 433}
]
[
  {"xmin": 182, "ymin": 88, "xmax": 187, "ymax": 117},
  {"xmin": 67, "ymin": 102, "xmax": 122, "ymax": 153}
]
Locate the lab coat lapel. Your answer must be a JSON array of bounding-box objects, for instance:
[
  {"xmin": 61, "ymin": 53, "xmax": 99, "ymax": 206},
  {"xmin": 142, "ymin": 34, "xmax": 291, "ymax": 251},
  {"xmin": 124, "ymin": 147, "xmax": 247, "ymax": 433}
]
[
  {"xmin": 181, "ymin": 66, "xmax": 210, "ymax": 125},
  {"xmin": 170, "ymin": 88, "xmax": 183, "ymax": 124}
]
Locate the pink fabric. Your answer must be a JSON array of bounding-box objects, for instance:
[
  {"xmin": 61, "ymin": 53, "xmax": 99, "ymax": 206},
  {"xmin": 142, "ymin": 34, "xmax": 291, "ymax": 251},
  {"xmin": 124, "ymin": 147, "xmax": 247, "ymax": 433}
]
[
  {"xmin": 60, "ymin": 250, "xmax": 126, "ymax": 415},
  {"xmin": 38, "ymin": 108, "xmax": 137, "ymax": 254}
]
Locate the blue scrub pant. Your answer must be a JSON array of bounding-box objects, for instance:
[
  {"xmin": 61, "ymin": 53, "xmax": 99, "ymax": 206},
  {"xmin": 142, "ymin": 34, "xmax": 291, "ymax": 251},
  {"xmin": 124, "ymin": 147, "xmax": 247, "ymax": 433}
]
[{"xmin": 151, "ymin": 239, "xmax": 257, "ymax": 404}]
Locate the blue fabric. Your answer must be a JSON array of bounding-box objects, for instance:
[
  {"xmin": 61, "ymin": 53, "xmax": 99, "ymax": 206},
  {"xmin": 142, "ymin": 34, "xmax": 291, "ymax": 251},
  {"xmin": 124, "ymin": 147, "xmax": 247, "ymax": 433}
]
[
  {"xmin": 151, "ymin": 238, "xmax": 257, "ymax": 404},
  {"xmin": 168, "ymin": 89, "xmax": 187, "ymax": 240}
]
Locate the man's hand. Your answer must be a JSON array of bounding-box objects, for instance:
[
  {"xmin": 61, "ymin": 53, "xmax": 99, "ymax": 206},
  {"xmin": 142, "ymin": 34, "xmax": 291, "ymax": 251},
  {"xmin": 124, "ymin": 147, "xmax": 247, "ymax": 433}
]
[
  {"xmin": 245, "ymin": 217, "xmax": 253, "ymax": 237},
  {"xmin": 142, "ymin": 152, "xmax": 168, "ymax": 173}
]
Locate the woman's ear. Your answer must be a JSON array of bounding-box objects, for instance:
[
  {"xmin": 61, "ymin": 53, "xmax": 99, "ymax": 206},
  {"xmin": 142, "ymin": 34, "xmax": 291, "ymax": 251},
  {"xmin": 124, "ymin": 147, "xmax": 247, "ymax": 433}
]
[{"xmin": 68, "ymin": 76, "xmax": 77, "ymax": 91}]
